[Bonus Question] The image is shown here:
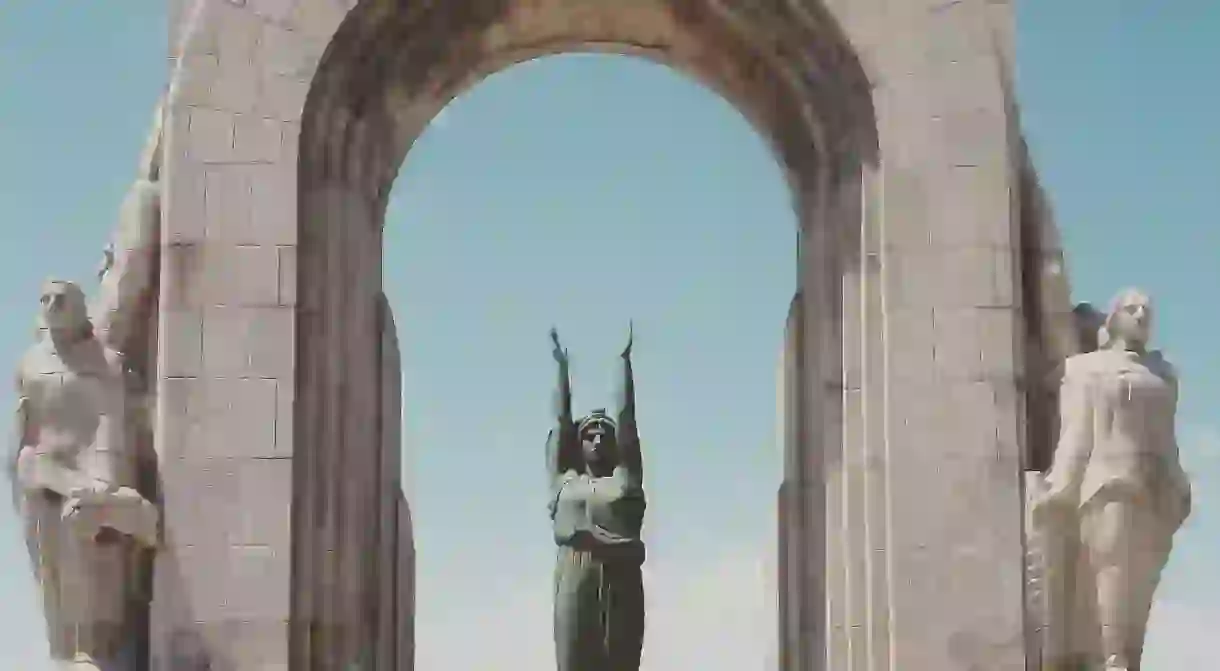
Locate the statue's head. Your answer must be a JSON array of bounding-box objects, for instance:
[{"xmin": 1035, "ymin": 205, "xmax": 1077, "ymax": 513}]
[
  {"xmin": 38, "ymin": 279, "xmax": 91, "ymax": 337},
  {"xmin": 1100, "ymin": 287, "xmax": 1153, "ymax": 350},
  {"xmin": 577, "ymin": 410, "xmax": 619, "ymax": 474}
]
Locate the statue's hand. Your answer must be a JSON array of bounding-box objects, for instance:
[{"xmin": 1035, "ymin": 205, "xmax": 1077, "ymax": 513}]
[
  {"xmin": 68, "ymin": 478, "xmax": 117, "ymax": 503},
  {"xmin": 550, "ymin": 328, "xmax": 569, "ymax": 366},
  {"xmin": 621, "ymin": 320, "xmax": 634, "ymax": 360}
]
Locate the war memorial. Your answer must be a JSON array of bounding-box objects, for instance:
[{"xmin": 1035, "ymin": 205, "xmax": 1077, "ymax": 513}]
[{"xmin": 6, "ymin": 1, "xmax": 1193, "ymax": 669}]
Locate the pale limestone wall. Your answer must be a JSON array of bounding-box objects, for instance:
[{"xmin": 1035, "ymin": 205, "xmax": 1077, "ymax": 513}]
[
  {"xmin": 153, "ymin": 1, "xmax": 319, "ymax": 667},
  {"xmin": 833, "ymin": 4, "xmax": 1031, "ymax": 669},
  {"xmin": 156, "ymin": 1, "xmax": 1052, "ymax": 669}
]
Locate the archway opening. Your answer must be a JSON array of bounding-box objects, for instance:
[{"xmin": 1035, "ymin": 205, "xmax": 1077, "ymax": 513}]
[
  {"xmin": 292, "ymin": 2, "xmax": 875, "ymax": 668},
  {"xmin": 385, "ymin": 53, "xmax": 795, "ymax": 669}
]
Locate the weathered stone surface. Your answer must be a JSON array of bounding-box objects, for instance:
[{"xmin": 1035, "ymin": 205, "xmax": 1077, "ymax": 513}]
[
  {"xmin": 377, "ymin": 294, "xmax": 404, "ymax": 671},
  {"xmin": 112, "ymin": 0, "xmax": 1073, "ymax": 668},
  {"xmin": 11, "ymin": 281, "xmax": 160, "ymax": 671}
]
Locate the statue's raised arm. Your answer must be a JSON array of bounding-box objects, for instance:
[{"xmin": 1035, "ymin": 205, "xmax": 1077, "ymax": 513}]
[
  {"xmin": 547, "ymin": 328, "xmax": 577, "ymax": 480},
  {"xmin": 615, "ymin": 321, "xmax": 641, "ymax": 483}
]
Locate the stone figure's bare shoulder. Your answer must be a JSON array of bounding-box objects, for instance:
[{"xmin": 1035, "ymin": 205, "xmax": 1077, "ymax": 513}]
[
  {"xmin": 56, "ymin": 337, "xmax": 117, "ymax": 381},
  {"xmin": 70, "ymin": 336, "xmax": 125, "ymax": 378},
  {"xmin": 16, "ymin": 345, "xmax": 38, "ymax": 382},
  {"xmin": 1062, "ymin": 350, "xmax": 1110, "ymax": 382},
  {"xmin": 1063, "ymin": 349, "xmax": 1177, "ymax": 386},
  {"xmin": 17, "ymin": 339, "xmax": 60, "ymax": 380},
  {"xmin": 18, "ymin": 336, "xmax": 126, "ymax": 382}
]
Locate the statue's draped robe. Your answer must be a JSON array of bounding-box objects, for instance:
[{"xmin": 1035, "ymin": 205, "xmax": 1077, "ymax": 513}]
[
  {"xmin": 549, "ymin": 429, "xmax": 646, "ymax": 671},
  {"xmin": 17, "ymin": 332, "xmax": 134, "ymax": 664},
  {"xmin": 12, "ymin": 107, "xmax": 162, "ymax": 669},
  {"xmin": 1040, "ymin": 348, "xmax": 1190, "ymax": 667}
]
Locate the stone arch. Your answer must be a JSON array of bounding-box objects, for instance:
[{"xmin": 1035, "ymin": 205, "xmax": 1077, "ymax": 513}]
[
  {"xmin": 157, "ymin": 1, "xmax": 1037, "ymax": 669},
  {"xmin": 292, "ymin": 2, "xmax": 875, "ymax": 669}
]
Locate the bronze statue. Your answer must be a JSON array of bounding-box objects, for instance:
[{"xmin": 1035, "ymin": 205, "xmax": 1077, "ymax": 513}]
[{"xmin": 547, "ymin": 325, "xmax": 646, "ymax": 671}]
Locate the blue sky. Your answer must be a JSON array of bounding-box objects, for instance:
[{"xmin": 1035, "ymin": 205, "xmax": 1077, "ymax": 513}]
[{"xmin": 0, "ymin": 1, "xmax": 1216, "ymax": 669}]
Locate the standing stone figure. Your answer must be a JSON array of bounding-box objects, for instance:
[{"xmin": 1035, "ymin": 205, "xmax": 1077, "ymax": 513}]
[
  {"xmin": 1031, "ymin": 289, "xmax": 1192, "ymax": 670},
  {"xmin": 3, "ymin": 99, "xmax": 161, "ymax": 670},
  {"xmin": 10, "ymin": 280, "xmax": 160, "ymax": 671},
  {"xmin": 9, "ymin": 100, "xmax": 163, "ymax": 671},
  {"xmin": 548, "ymin": 325, "xmax": 646, "ymax": 671}
]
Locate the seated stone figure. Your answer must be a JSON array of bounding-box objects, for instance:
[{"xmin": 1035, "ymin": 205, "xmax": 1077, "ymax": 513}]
[
  {"xmin": 1031, "ymin": 288, "xmax": 1192, "ymax": 671},
  {"xmin": 10, "ymin": 279, "xmax": 158, "ymax": 671}
]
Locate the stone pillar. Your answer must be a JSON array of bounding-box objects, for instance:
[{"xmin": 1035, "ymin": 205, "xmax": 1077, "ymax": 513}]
[
  {"xmin": 377, "ymin": 295, "xmax": 405, "ymax": 669},
  {"xmin": 338, "ymin": 200, "xmax": 382, "ymax": 669},
  {"xmin": 821, "ymin": 160, "xmax": 893, "ymax": 671},
  {"xmin": 396, "ymin": 493, "xmax": 416, "ymax": 671},
  {"xmin": 777, "ymin": 481, "xmax": 791, "ymax": 671},
  {"xmin": 153, "ymin": 112, "xmax": 297, "ymax": 668},
  {"xmin": 865, "ymin": 2, "xmax": 1027, "ymax": 668},
  {"xmin": 785, "ymin": 4, "xmax": 1033, "ymax": 668},
  {"xmin": 152, "ymin": 2, "xmax": 326, "ymax": 668},
  {"xmin": 777, "ymin": 293, "xmax": 805, "ymax": 670},
  {"xmin": 797, "ymin": 161, "xmax": 836, "ymax": 671}
]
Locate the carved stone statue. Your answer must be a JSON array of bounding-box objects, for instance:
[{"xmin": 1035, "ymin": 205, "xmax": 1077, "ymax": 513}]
[
  {"xmin": 92, "ymin": 96, "xmax": 162, "ymax": 355},
  {"xmin": 9, "ymin": 102, "xmax": 163, "ymax": 671},
  {"xmin": 11, "ymin": 280, "xmax": 160, "ymax": 671},
  {"xmin": 1030, "ymin": 289, "xmax": 1192, "ymax": 670},
  {"xmin": 547, "ymin": 325, "xmax": 646, "ymax": 671}
]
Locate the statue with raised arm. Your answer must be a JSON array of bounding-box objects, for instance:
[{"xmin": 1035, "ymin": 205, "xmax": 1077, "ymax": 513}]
[
  {"xmin": 1031, "ymin": 289, "xmax": 1192, "ymax": 671},
  {"xmin": 548, "ymin": 324, "xmax": 646, "ymax": 671}
]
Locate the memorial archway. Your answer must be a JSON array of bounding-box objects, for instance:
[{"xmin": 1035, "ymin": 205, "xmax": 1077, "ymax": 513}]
[
  {"xmin": 292, "ymin": 2, "xmax": 873, "ymax": 668},
  {"xmin": 380, "ymin": 51, "xmax": 805, "ymax": 670},
  {"xmin": 159, "ymin": 1, "xmax": 1034, "ymax": 669}
]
